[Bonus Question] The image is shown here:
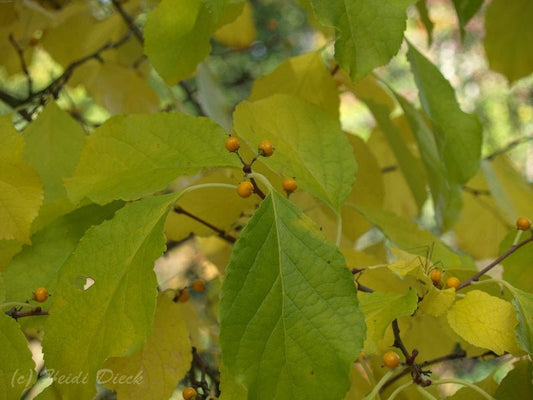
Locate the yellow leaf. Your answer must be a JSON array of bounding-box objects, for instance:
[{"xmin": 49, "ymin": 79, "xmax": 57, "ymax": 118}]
[
  {"xmin": 419, "ymin": 287, "xmax": 455, "ymax": 317},
  {"xmin": 213, "ymin": 1, "xmax": 256, "ymax": 49},
  {"xmin": 0, "ymin": 116, "xmax": 43, "ymax": 244},
  {"xmin": 447, "ymin": 290, "xmax": 520, "ymax": 355},
  {"xmin": 103, "ymin": 294, "xmax": 192, "ymax": 399}
]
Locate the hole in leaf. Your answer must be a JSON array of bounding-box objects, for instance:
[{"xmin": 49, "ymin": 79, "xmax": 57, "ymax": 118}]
[{"xmin": 75, "ymin": 276, "xmax": 95, "ymax": 291}]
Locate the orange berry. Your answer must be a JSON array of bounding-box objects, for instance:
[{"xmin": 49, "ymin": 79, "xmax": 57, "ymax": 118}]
[
  {"xmin": 192, "ymin": 279, "xmax": 206, "ymax": 293},
  {"xmin": 282, "ymin": 177, "xmax": 297, "ymax": 193},
  {"xmin": 429, "ymin": 269, "xmax": 442, "ymax": 285},
  {"xmin": 225, "ymin": 136, "xmax": 240, "ymax": 152},
  {"xmin": 516, "ymin": 216, "xmax": 531, "ymax": 231},
  {"xmin": 177, "ymin": 289, "xmax": 190, "ymax": 302},
  {"xmin": 237, "ymin": 181, "xmax": 254, "ymax": 198},
  {"xmin": 382, "ymin": 351, "xmax": 400, "ymax": 369},
  {"xmin": 446, "ymin": 277, "xmax": 461, "ymax": 289},
  {"xmin": 182, "ymin": 386, "xmax": 197, "ymax": 400},
  {"xmin": 258, "ymin": 140, "xmax": 274, "ymax": 157},
  {"xmin": 33, "ymin": 287, "xmax": 49, "ymax": 303}
]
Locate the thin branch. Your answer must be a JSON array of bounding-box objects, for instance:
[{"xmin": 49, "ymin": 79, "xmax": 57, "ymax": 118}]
[
  {"xmin": 486, "ymin": 135, "xmax": 533, "ymax": 161},
  {"xmin": 111, "ymin": 0, "xmax": 144, "ymax": 44},
  {"xmin": 381, "ymin": 165, "xmax": 398, "ymax": 173},
  {"xmin": 461, "ymin": 185, "xmax": 491, "ymax": 196},
  {"xmin": 6, "ymin": 307, "xmax": 49, "ymax": 319},
  {"xmin": 174, "ymin": 206, "xmax": 236, "ymax": 244},
  {"xmin": 457, "ymin": 232, "xmax": 533, "ymax": 290},
  {"xmin": 178, "ymin": 81, "xmax": 206, "ymax": 116}
]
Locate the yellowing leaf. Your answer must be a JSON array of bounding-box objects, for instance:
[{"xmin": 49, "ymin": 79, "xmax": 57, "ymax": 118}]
[
  {"xmin": 447, "ymin": 290, "xmax": 520, "ymax": 355},
  {"xmin": 249, "ymin": 52, "xmax": 340, "ymax": 117},
  {"xmin": 387, "ymin": 259, "xmax": 419, "ymax": 277},
  {"xmin": 419, "ymin": 287, "xmax": 455, "ymax": 317},
  {"xmin": 103, "ymin": 295, "xmax": 192, "ymax": 399},
  {"xmin": 214, "ymin": 1, "xmax": 256, "ymax": 48},
  {"xmin": 0, "ymin": 116, "xmax": 43, "ymax": 243},
  {"xmin": 484, "ymin": 0, "xmax": 533, "ymax": 82}
]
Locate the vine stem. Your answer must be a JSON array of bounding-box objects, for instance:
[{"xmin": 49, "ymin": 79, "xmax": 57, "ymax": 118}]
[
  {"xmin": 246, "ymin": 172, "xmax": 272, "ymax": 195},
  {"xmin": 335, "ymin": 210, "xmax": 343, "ymax": 247},
  {"xmin": 364, "ymin": 369, "xmax": 397, "ymax": 400},
  {"xmin": 386, "ymin": 381, "xmax": 413, "ymax": 400},
  {"xmin": 416, "ymin": 385, "xmax": 437, "ymax": 400},
  {"xmin": 457, "ymin": 233, "xmax": 533, "ymax": 290},
  {"xmin": 431, "ymin": 379, "xmax": 495, "ymax": 400}
]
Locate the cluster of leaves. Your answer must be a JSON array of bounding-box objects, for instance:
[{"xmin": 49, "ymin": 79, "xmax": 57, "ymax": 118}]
[{"xmin": 1, "ymin": 0, "xmax": 533, "ymax": 399}]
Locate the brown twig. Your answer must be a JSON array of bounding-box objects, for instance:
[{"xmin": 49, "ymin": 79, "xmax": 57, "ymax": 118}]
[
  {"xmin": 9, "ymin": 34, "xmax": 33, "ymax": 96},
  {"xmin": 486, "ymin": 135, "xmax": 533, "ymax": 161},
  {"xmin": 461, "ymin": 185, "xmax": 491, "ymax": 196},
  {"xmin": 111, "ymin": 0, "xmax": 144, "ymax": 44},
  {"xmin": 6, "ymin": 307, "xmax": 49, "ymax": 319},
  {"xmin": 174, "ymin": 206, "xmax": 237, "ymax": 244},
  {"xmin": 457, "ymin": 232, "xmax": 533, "ymax": 290}
]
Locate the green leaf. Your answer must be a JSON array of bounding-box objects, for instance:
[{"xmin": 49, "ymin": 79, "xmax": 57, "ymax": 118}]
[
  {"xmin": 42, "ymin": 193, "xmax": 178, "ymax": 399},
  {"xmin": 0, "ymin": 313, "xmax": 36, "ymax": 399},
  {"xmin": 393, "ymin": 89, "xmax": 463, "ymax": 229},
  {"xmin": 233, "ymin": 94, "xmax": 357, "ymax": 211},
  {"xmin": 0, "ymin": 116, "xmax": 43, "ymax": 244},
  {"xmin": 484, "ymin": 0, "xmax": 533, "ymax": 82},
  {"xmin": 197, "ymin": 63, "xmax": 234, "ymax": 130},
  {"xmin": 359, "ymin": 289, "xmax": 418, "ymax": 353},
  {"xmin": 407, "ymin": 41, "xmax": 482, "ymax": 185},
  {"xmin": 22, "ymin": 102, "xmax": 85, "ymax": 230},
  {"xmin": 506, "ymin": 286, "xmax": 533, "ymax": 354},
  {"xmin": 213, "ymin": 1, "xmax": 256, "ymax": 49},
  {"xmin": 499, "ymin": 230, "xmax": 533, "ymax": 293},
  {"xmin": 249, "ymin": 52, "xmax": 340, "ymax": 117},
  {"xmin": 3, "ymin": 203, "xmax": 122, "ymax": 307},
  {"xmin": 310, "ymin": 0, "xmax": 415, "ymax": 81},
  {"xmin": 451, "ymin": 0, "xmax": 483, "ymax": 39},
  {"xmin": 494, "ymin": 359, "xmax": 533, "ymax": 399},
  {"xmin": 416, "ymin": 0, "xmax": 433, "ymax": 46},
  {"xmin": 447, "ymin": 290, "xmax": 520, "ymax": 355},
  {"xmin": 65, "ymin": 113, "xmax": 240, "ymax": 204},
  {"xmin": 144, "ymin": 0, "xmax": 244, "ymax": 85},
  {"xmin": 219, "ymin": 191, "xmax": 365, "ymax": 400},
  {"xmin": 103, "ymin": 294, "xmax": 192, "ymax": 399},
  {"xmin": 482, "ymin": 157, "xmax": 533, "ymax": 224},
  {"xmin": 351, "ymin": 204, "xmax": 475, "ymax": 270}
]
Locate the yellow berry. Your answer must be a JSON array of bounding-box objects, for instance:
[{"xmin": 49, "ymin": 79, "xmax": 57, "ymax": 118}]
[
  {"xmin": 192, "ymin": 279, "xmax": 206, "ymax": 293},
  {"xmin": 33, "ymin": 287, "xmax": 49, "ymax": 303},
  {"xmin": 258, "ymin": 140, "xmax": 274, "ymax": 157},
  {"xmin": 282, "ymin": 177, "xmax": 297, "ymax": 193},
  {"xmin": 225, "ymin": 136, "xmax": 240, "ymax": 152},
  {"xmin": 237, "ymin": 181, "xmax": 254, "ymax": 198},
  {"xmin": 516, "ymin": 216, "xmax": 531, "ymax": 231},
  {"xmin": 182, "ymin": 386, "xmax": 197, "ymax": 400},
  {"xmin": 429, "ymin": 269, "xmax": 442, "ymax": 285},
  {"xmin": 446, "ymin": 277, "xmax": 461, "ymax": 289},
  {"xmin": 383, "ymin": 351, "xmax": 400, "ymax": 369},
  {"xmin": 177, "ymin": 289, "xmax": 190, "ymax": 303}
]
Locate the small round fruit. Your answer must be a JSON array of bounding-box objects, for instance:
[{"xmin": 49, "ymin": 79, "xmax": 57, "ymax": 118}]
[
  {"xmin": 446, "ymin": 277, "xmax": 461, "ymax": 289},
  {"xmin": 177, "ymin": 289, "xmax": 190, "ymax": 302},
  {"xmin": 182, "ymin": 386, "xmax": 197, "ymax": 400},
  {"xmin": 282, "ymin": 177, "xmax": 297, "ymax": 193},
  {"xmin": 383, "ymin": 351, "xmax": 400, "ymax": 369},
  {"xmin": 237, "ymin": 181, "xmax": 254, "ymax": 198},
  {"xmin": 429, "ymin": 269, "xmax": 442, "ymax": 285},
  {"xmin": 258, "ymin": 140, "xmax": 274, "ymax": 157},
  {"xmin": 516, "ymin": 216, "xmax": 531, "ymax": 231},
  {"xmin": 192, "ymin": 279, "xmax": 206, "ymax": 293},
  {"xmin": 225, "ymin": 136, "xmax": 240, "ymax": 152},
  {"xmin": 33, "ymin": 287, "xmax": 49, "ymax": 303}
]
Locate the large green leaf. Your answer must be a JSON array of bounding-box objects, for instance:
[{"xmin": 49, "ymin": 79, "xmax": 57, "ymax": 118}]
[
  {"xmin": 351, "ymin": 204, "xmax": 476, "ymax": 270},
  {"xmin": 0, "ymin": 116, "xmax": 43, "ymax": 244},
  {"xmin": 22, "ymin": 102, "xmax": 85, "ymax": 230},
  {"xmin": 65, "ymin": 113, "xmax": 240, "ymax": 204},
  {"xmin": 42, "ymin": 193, "xmax": 177, "ymax": 400},
  {"xmin": 494, "ymin": 359, "xmax": 533, "ymax": 399},
  {"xmin": 249, "ymin": 52, "xmax": 339, "ymax": 117},
  {"xmin": 103, "ymin": 294, "xmax": 192, "ymax": 399},
  {"xmin": 3, "ymin": 203, "xmax": 122, "ymax": 307},
  {"xmin": 233, "ymin": 94, "xmax": 357, "ymax": 211},
  {"xmin": 498, "ymin": 230, "xmax": 533, "ymax": 293},
  {"xmin": 144, "ymin": 0, "xmax": 244, "ymax": 85},
  {"xmin": 359, "ymin": 289, "xmax": 418, "ymax": 353},
  {"xmin": 0, "ymin": 313, "xmax": 36, "ymax": 400},
  {"xmin": 219, "ymin": 191, "xmax": 365, "ymax": 400},
  {"xmin": 484, "ymin": 0, "xmax": 533, "ymax": 82},
  {"xmin": 393, "ymin": 90, "xmax": 462, "ymax": 229},
  {"xmin": 506, "ymin": 285, "xmax": 533, "ymax": 354},
  {"xmin": 407, "ymin": 41, "xmax": 482, "ymax": 185},
  {"xmin": 310, "ymin": 0, "xmax": 414, "ymax": 81}
]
